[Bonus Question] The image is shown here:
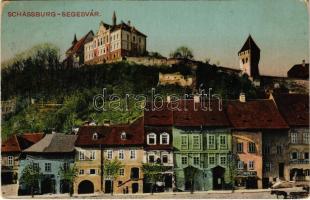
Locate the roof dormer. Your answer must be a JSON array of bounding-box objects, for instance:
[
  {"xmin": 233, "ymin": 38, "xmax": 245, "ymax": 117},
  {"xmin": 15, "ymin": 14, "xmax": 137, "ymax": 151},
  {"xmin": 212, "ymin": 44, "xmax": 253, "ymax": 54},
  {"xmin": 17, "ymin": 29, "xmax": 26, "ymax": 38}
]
[
  {"xmin": 121, "ymin": 131, "xmax": 127, "ymax": 140},
  {"xmin": 92, "ymin": 132, "xmax": 98, "ymax": 140}
]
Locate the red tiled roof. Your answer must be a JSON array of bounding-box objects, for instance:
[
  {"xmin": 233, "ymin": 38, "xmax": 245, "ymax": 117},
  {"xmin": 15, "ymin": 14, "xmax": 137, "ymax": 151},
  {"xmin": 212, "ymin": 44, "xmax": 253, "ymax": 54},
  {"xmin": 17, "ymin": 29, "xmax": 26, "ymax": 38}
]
[
  {"xmin": 2, "ymin": 133, "xmax": 45, "ymax": 153},
  {"xmin": 144, "ymin": 102, "xmax": 173, "ymax": 126},
  {"xmin": 21, "ymin": 133, "xmax": 45, "ymax": 144},
  {"xmin": 173, "ymin": 100, "xmax": 230, "ymax": 127},
  {"xmin": 66, "ymin": 31, "xmax": 94, "ymax": 55},
  {"xmin": 273, "ymin": 93, "xmax": 309, "ymax": 127},
  {"xmin": 75, "ymin": 117, "xmax": 145, "ymax": 146},
  {"xmin": 226, "ymin": 100, "xmax": 289, "ymax": 130},
  {"xmin": 2, "ymin": 135, "xmax": 21, "ymax": 153}
]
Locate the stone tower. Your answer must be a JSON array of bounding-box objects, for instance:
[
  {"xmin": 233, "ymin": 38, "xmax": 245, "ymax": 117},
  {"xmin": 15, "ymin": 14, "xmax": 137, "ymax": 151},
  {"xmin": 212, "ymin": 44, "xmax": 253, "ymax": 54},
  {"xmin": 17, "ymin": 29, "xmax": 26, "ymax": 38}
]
[
  {"xmin": 238, "ymin": 35, "xmax": 260, "ymax": 79},
  {"xmin": 112, "ymin": 11, "xmax": 116, "ymax": 26}
]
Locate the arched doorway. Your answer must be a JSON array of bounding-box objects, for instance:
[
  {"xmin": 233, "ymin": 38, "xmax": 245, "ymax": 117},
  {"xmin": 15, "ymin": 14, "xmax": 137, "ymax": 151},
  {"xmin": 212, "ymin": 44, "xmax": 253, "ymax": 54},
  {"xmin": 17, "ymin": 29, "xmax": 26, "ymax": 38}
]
[
  {"xmin": 212, "ymin": 166, "xmax": 225, "ymax": 190},
  {"xmin": 78, "ymin": 180, "xmax": 94, "ymax": 194}
]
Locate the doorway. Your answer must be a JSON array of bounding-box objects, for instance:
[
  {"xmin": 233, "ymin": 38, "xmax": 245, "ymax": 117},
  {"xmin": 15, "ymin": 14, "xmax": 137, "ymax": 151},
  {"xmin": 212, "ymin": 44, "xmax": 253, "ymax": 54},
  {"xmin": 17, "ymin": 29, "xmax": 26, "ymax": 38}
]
[
  {"xmin": 132, "ymin": 183, "xmax": 139, "ymax": 193},
  {"xmin": 105, "ymin": 180, "xmax": 113, "ymax": 193},
  {"xmin": 41, "ymin": 177, "xmax": 55, "ymax": 194},
  {"xmin": 212, "ymin": 166, "xmax": 225, "ymax": 190},
  {"xmin": 279, "ymin": 163, "xmax": 284, "ymax": 178}
]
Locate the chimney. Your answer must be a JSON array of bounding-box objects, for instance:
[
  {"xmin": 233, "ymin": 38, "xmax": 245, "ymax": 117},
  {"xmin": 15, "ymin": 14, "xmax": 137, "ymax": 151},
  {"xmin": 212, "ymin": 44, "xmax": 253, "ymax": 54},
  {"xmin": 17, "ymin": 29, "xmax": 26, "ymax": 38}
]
[
  {"xmin": 167, "ymin": 96, "xmax": 171, "ymax": 103},
  {"xmin": 239, "ymin": 92, "xmax": 246, "ymax": 102},
  {"xmin": 128, "ymin": 20, "xmax": 131, "ymax": 26},
  {"xmin": 302, "ymin": 59, "xmax": 306, "ymax": 67},
  {"xmin": 103, "ymin": 120, "xmax": 110, "ymax": 126}
]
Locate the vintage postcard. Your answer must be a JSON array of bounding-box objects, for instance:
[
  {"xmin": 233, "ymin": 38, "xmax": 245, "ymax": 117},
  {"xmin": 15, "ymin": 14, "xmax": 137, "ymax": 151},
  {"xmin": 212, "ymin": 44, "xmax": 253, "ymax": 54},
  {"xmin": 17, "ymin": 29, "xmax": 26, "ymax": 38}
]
[{"xmin": 1, "ymin": 0, "xmax": 309, "ymax": 199}]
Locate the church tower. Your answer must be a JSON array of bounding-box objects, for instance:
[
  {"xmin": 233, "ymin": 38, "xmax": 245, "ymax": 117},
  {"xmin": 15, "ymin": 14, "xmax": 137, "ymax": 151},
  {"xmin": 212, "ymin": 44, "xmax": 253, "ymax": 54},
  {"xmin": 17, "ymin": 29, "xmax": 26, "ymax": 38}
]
[
  {"xmin": 112, "ymin": 11, "xmax": 117, "ymax": 26},
  {"xmin": 72, "ymin": 34, "xmax": 77, "ymax": 45},
  {"xmin": 238, "ymin": 35, "xmax": 260, "ymax": 79}
]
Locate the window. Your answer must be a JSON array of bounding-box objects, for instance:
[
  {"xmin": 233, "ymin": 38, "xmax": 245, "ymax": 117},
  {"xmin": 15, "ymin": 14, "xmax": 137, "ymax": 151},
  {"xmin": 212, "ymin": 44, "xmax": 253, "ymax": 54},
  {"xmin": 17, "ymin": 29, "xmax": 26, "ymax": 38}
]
[
  {"xmin": 208, "ymin": 135, "xmax": 215, "ymax": 148},
  {"xmin": 193, "ymin": 156, "xmax": 200, "ymax": 166},
  {"xmin": 119, "ymin": 150, "xmax": 124, "ymax": 160},
  {"xmin": 133, "ymin": 36, "xmax": 135, "ymax": 42},
  {"xmin": 79, "ymin": 151, "xmax": 85, "ymax": 160},
  {"xmin": 248, "ymin": 142, "xmax": 256, "ymax": 153},
  {"xmin": 220, "ymin": 156, "xmax": 226, "ymax": 165},
  {"xmin": 79, "ymin": 169, "xmax": 84, "ymax": 175},
  {"xmin": 148, "ymin": 155, "xmax": 155, "ymax": 163},
  {"xmin": 147, "ymin": 133, "xmax": 156, "ymax": 145},
  {"xmin": 181, "ymin": 156, "xmax": 188, "ymax": 165},
  {"xmin": 90, "ymin": 169, "xmax": 96, "ymax": 175},
  {"xmin": 263, "ymin": 146, "xmax": 270, "ymax": 155},
  {"xmin": 291, "ymin": 152, "xmax": 298, "ymax": 160},
  {"xmin": 130, "ymin": 150, "xmax": 136, "ymax": 160},
  {"xmin": 119, "ymin": 168, "xmax": 125, "ymax": 176},
  {"xmin": 90, "ymin": 151, "xmax": 96, "ymax": 160},
  {"xmin": 303, "ymin": 133, "xmax": 309, "ymax": 144},
  {"xmin": 45, "ymin": 163, "xmax": 51, "ymax": 172},
  {"xmin": 107, "ymin": 150, "xmax": 113, "ymax": 160},
  {"xmin": 181, "ymin": 135, "xmax": 188, "ymax": 149},
  {"xmin": 276, "ymin": 146, "xmax": 282, "ymax": 154},
  {"xmin": 192, "ymin": 135, "xmax": 200, "ymax": 149},
  {"xmin": 305, "ymin": 169, "xmax": 310, "ymax": 176},
  {"xmin": 237, "ymin": 143, "xmax": 243, "ymax": 153},
  {"xmin": 265, "ymin": 163, "xmax": 271, "ymax": 172},
  {"xmin": 248, "ymin": 161, "xmax": 254, "ymax": 170},
  {"xmin": 209, "ymin": 156, "xmax": 215, "ymax": 165},
  {"xmin": 237, "ymin": 161, "xmax": 244, "ymax": 169},
  {"xmin": 160, "ymin": 133, "xmax": 169, "ymax": 145},
  {"xmin": 63, "ymin": 162, "xmax": 69, "ymax": 171},
  {"xmin": 130, "ymin": 168, "xmax": 139, "ymax": 180},
  {"xmin": 291, "ymin": 132, "xmax": 297, "ymax": 144},
  {"xmin": 7, "ymin": 156, "xmax": 13, "ymax": 166},
  {"xmin": 33, "ymin": 163, "xmax": 39, "ymax": 172},
  {"xmin": 220, "ymin": 135, "xmax": 226, "ymax": 145},
  {"xmin": 304, "ymin": 152, "xmax": 309, "ymax": 160},
  {"xmin": 162, "ymin": 155, "xmax": 168, "ymax": 163},
  {"xmin": 121, "ymin": 132, "xmax": 127, "ymax": 140}
]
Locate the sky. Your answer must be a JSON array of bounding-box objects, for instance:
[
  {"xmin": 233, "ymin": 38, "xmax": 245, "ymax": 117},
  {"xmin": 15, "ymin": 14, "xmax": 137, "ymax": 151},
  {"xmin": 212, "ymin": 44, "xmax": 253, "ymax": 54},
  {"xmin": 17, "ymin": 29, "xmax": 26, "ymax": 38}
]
[{"xmin": 1, "ymin": 0, "xmax": 309, "ymax": 76}]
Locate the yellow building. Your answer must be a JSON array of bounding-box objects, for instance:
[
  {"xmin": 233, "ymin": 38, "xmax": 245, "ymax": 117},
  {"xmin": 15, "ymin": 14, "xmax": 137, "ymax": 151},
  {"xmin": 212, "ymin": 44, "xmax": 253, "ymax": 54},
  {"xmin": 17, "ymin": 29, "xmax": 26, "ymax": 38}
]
[
  {"xmin": 74, "ymin": 118, "xmax": 145, "ymax": 194},
  {"xmin": 102, "ymin": 148, "xmax": 144, "ymax": 194}
]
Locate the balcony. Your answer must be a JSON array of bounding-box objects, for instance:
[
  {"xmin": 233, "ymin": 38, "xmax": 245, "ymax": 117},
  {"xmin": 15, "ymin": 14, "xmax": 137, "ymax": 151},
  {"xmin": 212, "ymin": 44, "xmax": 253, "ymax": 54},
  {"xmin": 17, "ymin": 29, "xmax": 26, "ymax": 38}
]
[{"xmin": 289, "ymin": 159, "xmax": 309, "ymax": 164}]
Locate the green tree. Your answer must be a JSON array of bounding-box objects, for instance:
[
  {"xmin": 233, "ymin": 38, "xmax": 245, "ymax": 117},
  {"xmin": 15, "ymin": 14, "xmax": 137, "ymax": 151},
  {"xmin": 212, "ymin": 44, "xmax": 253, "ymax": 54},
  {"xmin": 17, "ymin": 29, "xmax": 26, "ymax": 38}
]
[
  {"xmin": 142, "ymin": 163, "xmax": 168, "ymax": 195},
  {"xmin": 228, "ymin": 152, "xmax": 239, "ymax": 192},
  {"xmin": 103, "ymin": 158, "xmax": 124, "ymax": 195},
  {"xmin": 59, "ymin": 163, "xmax": 78, "ymax": 196},
  {"xmin": 20, "ymin": 163, "xmax": 42, "ymax": 197},
  {"xmin": 169, "ymin": 46, "xmax": 194, "ymax": 59}
]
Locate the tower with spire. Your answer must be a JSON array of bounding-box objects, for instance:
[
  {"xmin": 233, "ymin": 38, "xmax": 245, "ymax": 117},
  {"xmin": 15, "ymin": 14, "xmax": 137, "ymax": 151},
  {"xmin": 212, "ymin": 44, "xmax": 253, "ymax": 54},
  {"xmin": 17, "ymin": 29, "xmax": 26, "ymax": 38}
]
[
  {"xmin": 72, "ymin": 34, "xmax": 78, "ymax": 45},
  {"xmin": 112, "ymin": 11, "xmax": 116, "ymax": 26},
  {"xmin": 238, "ymin": 35, "xmax": 260, "ymax": 79}
]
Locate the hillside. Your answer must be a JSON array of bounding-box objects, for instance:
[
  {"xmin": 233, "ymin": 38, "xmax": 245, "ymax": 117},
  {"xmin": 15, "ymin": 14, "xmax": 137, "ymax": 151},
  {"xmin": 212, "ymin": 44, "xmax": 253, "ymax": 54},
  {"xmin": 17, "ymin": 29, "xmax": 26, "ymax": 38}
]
[{"xmin": 1, "ymin": 44, "xmax": 258, "ymax": 139}]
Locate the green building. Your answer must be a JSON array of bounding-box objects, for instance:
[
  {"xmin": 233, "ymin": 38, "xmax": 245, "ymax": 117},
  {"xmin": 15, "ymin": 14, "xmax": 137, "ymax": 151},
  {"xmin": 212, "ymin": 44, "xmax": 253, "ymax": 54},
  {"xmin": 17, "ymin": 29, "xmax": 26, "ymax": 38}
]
[{"xmin": 172, "ymin": 100, "xmax": 232, "ymax": 191}]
